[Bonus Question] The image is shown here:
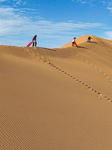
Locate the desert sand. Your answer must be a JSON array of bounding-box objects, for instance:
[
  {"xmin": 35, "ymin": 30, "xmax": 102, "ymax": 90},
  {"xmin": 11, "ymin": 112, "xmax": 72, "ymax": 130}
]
[{"xmin": 0, "ymin": 35, "xmax": 112, "ymax": 150}]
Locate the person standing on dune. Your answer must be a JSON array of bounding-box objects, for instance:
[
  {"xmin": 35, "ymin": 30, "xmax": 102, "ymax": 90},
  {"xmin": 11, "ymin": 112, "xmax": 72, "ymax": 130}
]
[
  {"xmin": 32, "ymin": 35, "xmax": 37, "ymax": 47},
  {"xmin": 72, "ymin": 37, "xmax": 78, "ymax": 47}
]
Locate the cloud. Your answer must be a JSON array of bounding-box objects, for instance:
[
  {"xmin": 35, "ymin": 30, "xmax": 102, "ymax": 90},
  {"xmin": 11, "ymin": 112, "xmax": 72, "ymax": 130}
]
[
  {"xmin": 0, "ymin": 2, "xmax": 110, "ymax": 30},
  {"xmin": 0, "ymin": 7, "xmax": 104, "ymax": 35},
  {"xmin": 76, "ymin": 0, "xmax": 112, "ymax": 14},
  {"xmin": 76, "ymin": 0, "xmax": 112, "ymax": 7},
  {"xmin": 15, "ymin": 0, "xmax": 22, "ymax": 5},
  {"xmin": 107, "ymin": 7, "xmax": 112, "ymax": 13},
  {"xmin": 13, "ymin": 0, "xmax": 26, "ymax": 6},
  {"xmin": 107, "ymin": 1, "xmax": 112, "ymax": 13},
  {"xmin": 77, "ymin": 0, "xmax": 87, "ymax": 4},
  {"xmin": 0, "ymin": 0, "xmax": 7, "ymax": 2},
  {"xmin": 105, "ymin": 31, "xmax": 112, "ymax": 40}
]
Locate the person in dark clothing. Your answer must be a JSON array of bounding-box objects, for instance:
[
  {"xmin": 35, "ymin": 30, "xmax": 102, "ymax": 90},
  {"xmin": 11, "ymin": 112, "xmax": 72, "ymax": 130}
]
[
  {"xmin": 32, "ymin": 35, "xmax": 37, "ymax": 47},
  {"xmin": 87, "ymin": 36, "xmax": 92, "ymax": 42}
]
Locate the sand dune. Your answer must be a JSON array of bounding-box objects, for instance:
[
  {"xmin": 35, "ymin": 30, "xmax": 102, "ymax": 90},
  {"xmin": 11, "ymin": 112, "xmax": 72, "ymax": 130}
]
[
  {"xmin": 0, "ymin": 35, "xmax": 112, "ymax": 150},
  {"xmin": 61, "ymin": 35, "xmax": 112, "ymax": 48}
]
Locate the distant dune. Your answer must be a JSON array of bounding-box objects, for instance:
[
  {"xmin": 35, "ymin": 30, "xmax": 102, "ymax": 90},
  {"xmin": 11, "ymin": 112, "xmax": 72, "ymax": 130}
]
[
  {"xmin": 61, "ymin": 35, "xmax": 112, "ymax": 48},
  {"xmin": 0, "ymin": 35, "xmax": 112, "ymax": 150}
]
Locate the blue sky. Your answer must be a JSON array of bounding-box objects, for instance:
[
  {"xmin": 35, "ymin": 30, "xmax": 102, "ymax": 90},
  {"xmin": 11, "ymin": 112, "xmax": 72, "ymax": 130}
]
[{"xmin": 0, "ymin": 0, "xmax": 112, "ymax": 48}]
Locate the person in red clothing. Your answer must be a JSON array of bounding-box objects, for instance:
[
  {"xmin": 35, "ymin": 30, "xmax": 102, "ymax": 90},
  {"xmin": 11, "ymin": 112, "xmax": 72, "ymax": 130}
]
[
  {"xmin": 72, "ymin": 37, "xmax": 78, "ymax": 47},
  {"xmin": 32, "ymin": 35, "xmax": 37, "ymax": 47}
]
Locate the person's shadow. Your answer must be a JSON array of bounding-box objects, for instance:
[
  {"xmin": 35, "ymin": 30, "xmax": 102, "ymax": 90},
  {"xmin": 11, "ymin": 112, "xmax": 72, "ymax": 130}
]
[
  {"xmin": 77, "ymin": 41, "xmax": 98, "ymax": 48},
  {"xmin": 43, "ymin": 47, "xmax": 57, "ymax": 52},
  {"xmin": 77, "ymin": 46, "xmax": 88, "ymax": 49},
  {"xmin": 86, "ymin": 41, "xmax": 98, "ymax": 44}
]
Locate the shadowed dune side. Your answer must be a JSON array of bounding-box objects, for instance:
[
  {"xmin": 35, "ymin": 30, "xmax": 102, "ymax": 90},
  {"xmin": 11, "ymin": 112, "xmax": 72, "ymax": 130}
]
[{"xmin": 0, "ymin": 35, "xmax": 112, "ymax": 150}]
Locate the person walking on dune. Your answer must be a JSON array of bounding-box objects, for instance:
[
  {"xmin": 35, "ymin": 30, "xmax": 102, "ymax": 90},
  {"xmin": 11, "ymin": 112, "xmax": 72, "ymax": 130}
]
[
  {"xmin": 72, "ymin": 37, "xmax": 78, "ymax": 47},
  {"xmin": 32, "ymin": 35, "xmax": 37, "ymax": 47}
]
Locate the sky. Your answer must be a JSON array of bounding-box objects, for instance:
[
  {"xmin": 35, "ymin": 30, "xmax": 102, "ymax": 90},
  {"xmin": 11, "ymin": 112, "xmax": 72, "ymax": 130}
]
[{"xmin": 0, "ymin": 0, "xmax": 112, "ymax": 48}]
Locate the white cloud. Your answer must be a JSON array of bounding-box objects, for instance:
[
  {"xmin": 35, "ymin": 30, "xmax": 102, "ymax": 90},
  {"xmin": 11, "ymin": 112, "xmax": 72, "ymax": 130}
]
[
  {"xmin": 16, "ymin": 0, "xmax": 22, "ymax": 5},
  {"xmin": 0, "ymin": 7, "xmax": 105, "ymax": 36},
  {"xmin": 105, "ymin": 31, "xmax": 112, "ymax": 40},
  {"xmin": 107, "ymin": 6, "xmax": 112, "ymax": 13},
  {"xmin": 106, "ymin": 1, "xmax": 112, "ymax": 13},
  {"xmin": 101, "ymin": 1, "xmax": 105, "ymax": 4},
  {"xmin": 77, "ymin": 0, "xmax": 87, "ymax": 4},
  {"xmin": 0, "ymin": 0, "xmax": 7, "ymax": 2},
  {"xmin": 76, "ymin": 0, "xmax": 112, "ymax": 14},
  {"xmin": 13, "ymin": 0, "xmax": 26, "ymax": 6},
  {"xmin": 76, "ymin": 0, "xmax": 112, "ymax": 8}
]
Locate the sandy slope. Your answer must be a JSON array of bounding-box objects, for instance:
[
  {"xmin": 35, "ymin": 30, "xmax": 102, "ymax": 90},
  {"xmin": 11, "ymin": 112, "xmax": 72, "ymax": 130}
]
[{"xmin": 0, "ymin": 36, "xmax": 112, "ymax": 150}]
